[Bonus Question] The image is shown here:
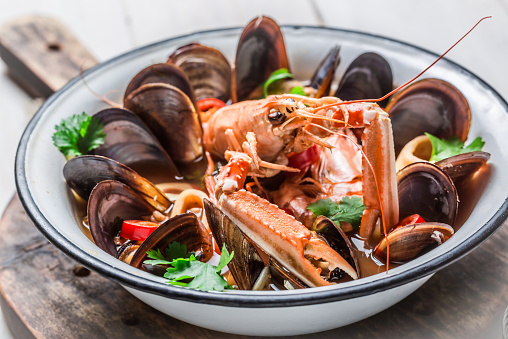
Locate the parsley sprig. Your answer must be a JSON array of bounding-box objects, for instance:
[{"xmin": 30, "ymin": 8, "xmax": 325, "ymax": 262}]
[
  {"xmin": 52, "ymin": 112, "xmax": 106, "ymax": 160},
  {"xmin": 144, "ymin": 241, "xmax": 234, "ymax": 292},
  {"xmin": 307, "ymin": 196, "xmax": 365, "ymax": 230},
  {"xmin": 426, "ymin": 133, "xmax": 485, "ymax": 162}
]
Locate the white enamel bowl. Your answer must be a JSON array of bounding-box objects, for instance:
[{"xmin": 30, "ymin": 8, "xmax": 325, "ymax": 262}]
[{"xmin": 15, "ymin": 25, "xmax": 508, "ymax": 336}]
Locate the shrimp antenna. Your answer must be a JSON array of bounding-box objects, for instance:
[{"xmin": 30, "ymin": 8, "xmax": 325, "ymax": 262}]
[
  {"xmin": 322, "ymin": 16, "xmax": 492, "ymax": 109},
  {"xmin": 80, "ymin": 63, "xmax": 122, "ymax": 108}
]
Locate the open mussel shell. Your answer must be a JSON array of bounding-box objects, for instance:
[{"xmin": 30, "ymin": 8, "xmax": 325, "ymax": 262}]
[
  {"xmin": 123, "ymin": 63, "xmax": 196, "ymax": 108},
  {"xmin": 203, "ymin": 199, "xmax": 265, "ymax": 290},
  {"xmin": 63, "ymin": 155, "xmax": 172, "ymax": 212},
  {"xmin": 335, "ymin": 52, "xmax": 393, "ymax": 107},
  {"xmin": 116, "ymin": 241, "xmax": 141, "ymax": 264},
  {"xmin": 374, "ymin": 222, "xmax": 454, "ymax": 263},
  {"xmin": 397, "ymin": 162, "xmax": 458, "ymax": 227},
  {"xmin": 91, "ymin": 108, "xmax": 181, "ymax": 183},
  {"xmin": 167, "ymin": 43, "xmax": 232, "ymax": 103},
  {"xmin": 88, "ymin": 180, "xmax": 156, "ymax": 256},
  {"xmin": 234, "ymin": 16, "xmax": 289, "ymax": 102},
  {"xmin": 385, "ymin": 78, "xmax": 471, "ymax": 155},
  {"xmin": 436, "ymin": 151, "xmax": 490, "ymax": 184},
  {"xmin": 124, "ymin": 83, "xmax": 204, "ymax": 169},
  {"xmin": 311, "ymin": 216, "xmax": 361, "ymax": 278},
  {"xmin": 309, "ymin": 45, "xmax": 341, "ymax": 98},
  {"xmin": 130, "ymin": 213, "xmax": 213, "ymax": 270}
]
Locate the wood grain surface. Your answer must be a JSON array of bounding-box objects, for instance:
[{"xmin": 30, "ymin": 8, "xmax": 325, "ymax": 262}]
[
  {"xmin": 0, "ymin": 16, "xmax": 97, "ymax": 98},
  {"xmin": 0, "ymin": 195, "xmax": 506, "ymax": 338}
]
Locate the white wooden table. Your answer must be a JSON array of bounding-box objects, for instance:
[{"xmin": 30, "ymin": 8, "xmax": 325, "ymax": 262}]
[{"xmin": 1, "ymin": 1, "xmax": 507, "ymax": 337}]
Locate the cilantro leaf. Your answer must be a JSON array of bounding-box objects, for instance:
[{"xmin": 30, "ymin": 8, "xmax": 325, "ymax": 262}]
[
  {"xmin": 263, "ymin": 68, "xmax": 294, "ymax": 98},
  {"xmin": 426, "ymin": 133, "xmax": 485, "ymax": 162},
  {"xmin": 330, "ymin": 196, "xmax": 365, "ymax": 229},
  {"xmin": 307, "ymin": 196, "xmax": 365, "ymax": 230},
  {"xmin": 52, "ymin": 113, "xmax": 106, "ymax": 160},
  {"xmin": 145, "ymin": 248, "xmax": 173, "ymax": 266},
  {"xmin": 307, "ymin": 198, "xmax": 340, "ymax": 218},
  {"xmin": 165, "ymin": 241, "xmax": 193, "ymax": 260},
  {"xmin": 148, "ymin": 243, "xmax": 234, "ymax": 292},
  {"xmin": 166, "ymin": 259, "xmax": 230, "ymax": 291},
  {"xmin": 216, "ymin": 244, "xmax": 234, "ymax": 272},
  {"xmin": 144, "ymin": 242, "xmax": 193, "ymax": 266}
]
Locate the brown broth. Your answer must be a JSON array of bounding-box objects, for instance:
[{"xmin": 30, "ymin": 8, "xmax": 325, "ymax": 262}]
[
  {"xmin": 453, "ymin": 164, "xmax": 492, "ymax": 231},
  {"xmin": 71, "ymin": 163, "xmax": 491, "ymax": 290}
]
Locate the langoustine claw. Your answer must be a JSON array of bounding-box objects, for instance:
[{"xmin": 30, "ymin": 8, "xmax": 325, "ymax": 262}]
[{"xmin": 213, "ymin": 153, "xmax": 358, "ymax": 287}]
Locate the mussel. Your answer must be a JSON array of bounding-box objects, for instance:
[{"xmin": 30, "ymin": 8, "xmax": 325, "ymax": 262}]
[
  {"xmin": 204, "ymin": 199, "xmax": 266, "ymax": 290},
  {"xmin": 64, "ymin": 155, "xmax": 172, "ymax": 212},
  {"xmin": 234, "ymin": 16, "xmax": 289, "ymax": 102},
  {"xmin": 130, "ymin": 213, "xmax": 213, "ymax": 270},
  {"xmin": 335, "ymin": 52, "xmax": 393, "ymax": 107},
  {"xmin": 87, "ymin": 180, "xmax": 157, "ymax": 256},
  {"xmin": 374, "ymin": 222, "xmax": 454, "ymax": 263},
  {"xmin": 124, "ymin": 63, "xmax": 197, "ymax": 108},
  {"xmin": 167, "ymin": 43, "xmax": 231, "ymax": 103},
  {"xmin": 397, "ymin": 162, "xmax": 458, "ymax": 227},
  {"xmin": 311, "ymin": 216, "xmax": 361, "ymax": 279},
  {"xmin": 91, "ymin": 108, "xmax": 181, "ymax": 183},
  {"xmin": 309, "ymin": 46, "xmax": 341, "ymax": 98},
  {"xmin": 124, "ymin": 83, "xmax": 205, "ymax": 175},
  {"xmin": 386, "ymin": 78, "xmax": 471, "ymax": 155}
]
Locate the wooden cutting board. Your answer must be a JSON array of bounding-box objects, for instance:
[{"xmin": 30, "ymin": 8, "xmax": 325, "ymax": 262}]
[{"xmin": 0, "ymin": 16, "xmax": 507, "ymax": 339}]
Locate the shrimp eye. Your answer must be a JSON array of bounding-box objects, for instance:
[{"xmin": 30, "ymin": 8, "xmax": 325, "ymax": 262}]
[
  {"xmin": 285, "ymin": 98, "xmax": 296, "ymax": 114},
  {"xmin": 268, "ymin": 110, "xmax": 286, "ymax": 125}
]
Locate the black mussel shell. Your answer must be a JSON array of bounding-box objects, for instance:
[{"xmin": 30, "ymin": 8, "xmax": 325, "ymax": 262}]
[
  {"xmin": 311, "ymin": 216, "xmax": 361, "ymax": 278},
  {"xmin": 397, "ymin": 162, "xmax": 458, "ymax": 227},
  {"xmin": 234, "ymin": 16, "xmax": 289, "ymax": 102},
  {"xmin": 436, "ymin": 151, "xmax": 490, "ymax": 184},
  {"xmin": 167, "ymin": 43, "xmax": 232, "ymax": 103},
  {"xmin": 64, "ymin": 155, "xmax": 172, "ymax": 212},
  {"xmin": 124, "ymin": 83, "xmax": 204, "ymax": 171},
  {"xmin": 203, "ymin": 199, "xmax": 265, "ymax": 290},
  {"xmin": 374, "ymin": 222, "xmax": 454, "ymax": 263},
  {"xmin": 309, "ymin": 46, "xmax": 341, "ymax": 98},
  {"xmin": 335, "ymin": 52, "xmax": 393, "ymax": 107},
  {"xmin": 116, "ymin": 241, "xmax": 141, "ymax": 264},
  {"xmin": 130, "ymin": 213, "xmax": 213, "ymax": 269},
  {"xmin": 88, "ymin": 180, "xmax": 156, "ymax": 256},
  {"xmin": 124, "ymin": 63, "xmax": 197, "ymax": 109},
  {"xmin": 91, "ymin": 108, "xmax": 181, "ymax": 183},
  {"xmin": 386, "ymin": 78, "xmax": 470, "ymax": 155}
]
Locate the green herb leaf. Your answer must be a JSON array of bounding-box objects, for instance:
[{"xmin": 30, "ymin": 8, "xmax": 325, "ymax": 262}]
[
  {"xmin": 165, "ymin": 241, "xmax": 193, "ymax": 261},
  {"xmin": 144, "ymin": 241, "xmax": 194, "ymax": 266},
  {"xmin": 330, "ymin": 196, "xmax": 365, "ymax": 229},
  {"xmin": 216, "ymin": 244, "xmax": 234, "ymax": 272},
  {"xmin": 307, "ymin": 198, "xmax": 340, "ymax": 218},
  {"xmin": 263, "ymin": 68, "xmax": 294, "ymax": 98},
  {"xmin": 290, "ymin": 86, "xmax": 307, "ymax": 96},
  {"xmin": 164, "ymin": 245, "xmax": 234, "ymax": 292},
  {"xmin": 147, "ymin": 243, "xmax": 234, "ymax": 292},
  {"xmin": 145, "ymin": 248, "xmax": 173, "ymax": 266},
  {"xmin": 52, "ymin": 113, "xmax": 106, "ymax": 160},
  {"xmin": 307, "ymin": 196, "xmax": 365, "ymax": 230},
  {"xmin": 426, "ymin": 133, "xmax": 485, "ymax": 162}
]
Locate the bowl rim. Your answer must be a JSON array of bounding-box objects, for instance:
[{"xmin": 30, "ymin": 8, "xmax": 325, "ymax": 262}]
[{"xmin": 15, "ymin": 24, "xmax": 508, "ymax": 308}]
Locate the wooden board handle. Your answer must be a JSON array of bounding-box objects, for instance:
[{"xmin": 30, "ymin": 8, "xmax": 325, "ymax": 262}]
[{"xmin": 0, "ymin": 15, "xmax": 97, "ymax": 98}]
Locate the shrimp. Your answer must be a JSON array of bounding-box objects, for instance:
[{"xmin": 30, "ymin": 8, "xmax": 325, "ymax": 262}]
[{"xmin": 204, "ymin": 94, "xmax": 398, "ymax": 241}]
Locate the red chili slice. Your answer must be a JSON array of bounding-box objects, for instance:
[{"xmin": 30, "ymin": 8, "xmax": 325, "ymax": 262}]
[
  {"xmin": 120, "ymin": 220, "xmax": 160, "ymax": 241},
  {"xmin": 197, "ymin": 98, "xmax": 226, "ymax": 112},
  {"xmin": 395, "ymin": 214, "xmax": 426, "ymax": 228},
  {"xmin": 287, "ymin": 144, "xmax": 320, "ymax": 170}
]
